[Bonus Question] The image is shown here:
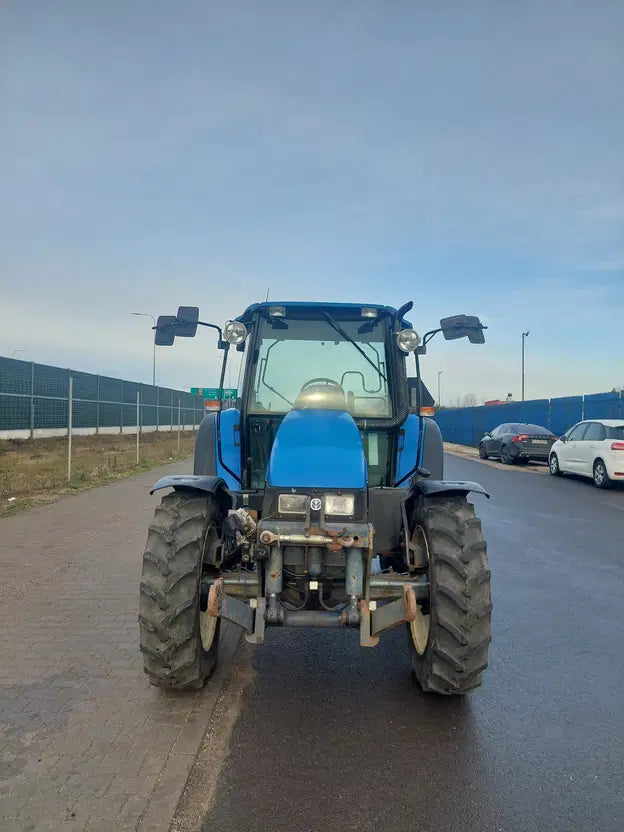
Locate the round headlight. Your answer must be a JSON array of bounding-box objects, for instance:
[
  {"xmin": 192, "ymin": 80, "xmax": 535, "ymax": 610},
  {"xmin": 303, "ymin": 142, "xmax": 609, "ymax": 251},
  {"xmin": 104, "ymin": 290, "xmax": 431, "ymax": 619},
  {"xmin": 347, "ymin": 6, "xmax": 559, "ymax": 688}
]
[
  {"xmin": 224, "ymin": 321, "xmax": 248, "ymax": 345},
  {"xmin": 397, "ymin": 328, "xmax": 421, "ymax": 352}
]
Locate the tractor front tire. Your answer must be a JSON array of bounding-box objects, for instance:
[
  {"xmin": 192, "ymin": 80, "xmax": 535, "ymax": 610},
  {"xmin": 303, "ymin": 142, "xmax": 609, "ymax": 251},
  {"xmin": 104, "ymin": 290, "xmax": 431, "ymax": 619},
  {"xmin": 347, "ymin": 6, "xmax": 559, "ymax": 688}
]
[
  {"xmin": 139, "ymin": 491, "xmax": 221, "ymax": 690},
  {"xmin": 407, "ymin": 495, "xmax": 491, "ymax": 695}
]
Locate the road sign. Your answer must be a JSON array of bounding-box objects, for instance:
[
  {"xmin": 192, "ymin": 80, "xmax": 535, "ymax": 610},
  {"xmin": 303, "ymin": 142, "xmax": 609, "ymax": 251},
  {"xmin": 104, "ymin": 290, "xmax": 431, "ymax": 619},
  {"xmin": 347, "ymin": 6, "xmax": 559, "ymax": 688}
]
[{"xmin": 191, "ymin": 387, "xmax": 238, "ymax": 400}]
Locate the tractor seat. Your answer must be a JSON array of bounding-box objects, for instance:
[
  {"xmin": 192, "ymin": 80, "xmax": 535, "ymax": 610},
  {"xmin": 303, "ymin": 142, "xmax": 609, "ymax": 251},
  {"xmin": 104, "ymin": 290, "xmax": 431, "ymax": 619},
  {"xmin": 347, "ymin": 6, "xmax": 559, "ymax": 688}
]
[{"xmin": 293, "ymin": 383, "xmax": 348, "ymax": 411}]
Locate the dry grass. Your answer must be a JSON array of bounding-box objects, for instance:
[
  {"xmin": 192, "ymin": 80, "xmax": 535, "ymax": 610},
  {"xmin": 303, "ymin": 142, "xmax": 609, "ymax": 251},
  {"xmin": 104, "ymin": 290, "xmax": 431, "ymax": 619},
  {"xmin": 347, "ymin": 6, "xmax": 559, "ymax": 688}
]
[{"xmin": 0, "ymin": 431, "xmax": 196, "ymax": 517}]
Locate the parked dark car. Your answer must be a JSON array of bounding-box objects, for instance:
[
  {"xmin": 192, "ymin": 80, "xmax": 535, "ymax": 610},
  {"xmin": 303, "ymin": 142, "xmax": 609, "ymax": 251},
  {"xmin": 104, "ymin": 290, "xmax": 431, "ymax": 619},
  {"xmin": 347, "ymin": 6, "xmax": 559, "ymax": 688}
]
[{"xmin": 479, "ymin": 423, "xmax": 557, "ymax": 464}]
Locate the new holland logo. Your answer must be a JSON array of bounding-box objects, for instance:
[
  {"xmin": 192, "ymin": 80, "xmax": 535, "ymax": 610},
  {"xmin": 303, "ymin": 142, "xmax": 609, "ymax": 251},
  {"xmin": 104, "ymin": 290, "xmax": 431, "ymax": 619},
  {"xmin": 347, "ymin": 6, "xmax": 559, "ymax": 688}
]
[{"xmin": 310, "ymin": 498, "xmax": 322, "ymax": 511}]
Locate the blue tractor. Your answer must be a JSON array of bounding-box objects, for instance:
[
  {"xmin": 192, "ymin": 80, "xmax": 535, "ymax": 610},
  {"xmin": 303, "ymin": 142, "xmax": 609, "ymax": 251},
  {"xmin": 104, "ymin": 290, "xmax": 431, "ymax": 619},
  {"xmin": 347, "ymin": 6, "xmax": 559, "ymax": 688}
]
[{"xmin": 139, "ymin": 301, "xmax": 491, "ymax": 695}]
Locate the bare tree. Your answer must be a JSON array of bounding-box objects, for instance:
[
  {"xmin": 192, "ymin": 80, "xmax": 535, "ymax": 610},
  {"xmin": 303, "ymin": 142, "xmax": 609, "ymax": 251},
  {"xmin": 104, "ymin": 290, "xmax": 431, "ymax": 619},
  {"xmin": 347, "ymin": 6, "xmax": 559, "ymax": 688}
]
[{"xmin": 462, "ymin": 392, "xmax": 478, "ymax": 408}]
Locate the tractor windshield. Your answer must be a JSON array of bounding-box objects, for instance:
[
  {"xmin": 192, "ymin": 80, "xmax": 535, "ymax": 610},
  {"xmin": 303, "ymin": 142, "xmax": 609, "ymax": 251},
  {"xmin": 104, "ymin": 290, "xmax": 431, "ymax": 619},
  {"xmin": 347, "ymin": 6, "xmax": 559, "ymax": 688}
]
[{"xmin": 249, "ymin": 317, "xmax": 392, "ymax": 418}]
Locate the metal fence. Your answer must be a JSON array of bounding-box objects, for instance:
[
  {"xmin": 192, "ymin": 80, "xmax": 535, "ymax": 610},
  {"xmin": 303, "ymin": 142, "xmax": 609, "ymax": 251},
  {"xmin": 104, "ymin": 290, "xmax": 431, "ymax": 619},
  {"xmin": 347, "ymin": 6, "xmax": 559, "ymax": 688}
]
[
  {"xmin": 434, "ymin": 390, "xmax": 624, "ymax": 447},
  {"xmin": 0, "ymin": 356, "xmax": 206, "ymax": 439}
]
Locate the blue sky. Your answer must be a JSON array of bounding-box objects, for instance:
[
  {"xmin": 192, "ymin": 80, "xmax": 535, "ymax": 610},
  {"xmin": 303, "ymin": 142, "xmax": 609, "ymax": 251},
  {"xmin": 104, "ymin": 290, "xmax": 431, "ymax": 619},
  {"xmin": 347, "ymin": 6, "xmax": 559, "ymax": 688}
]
[{"xmin": 2, "ymin": 0, "xmax": 623, "ymax": 403}]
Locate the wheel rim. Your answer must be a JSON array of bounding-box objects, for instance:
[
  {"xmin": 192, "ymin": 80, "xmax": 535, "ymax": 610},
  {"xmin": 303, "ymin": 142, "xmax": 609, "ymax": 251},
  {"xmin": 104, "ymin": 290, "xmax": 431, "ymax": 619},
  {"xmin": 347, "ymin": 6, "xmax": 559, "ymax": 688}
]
[
  {"xmin": 199, "ymin": 522, "xmax": 220, "ymax": 651},
  {"xmin": 502, "ymin": 447, "xmax": 509, "ymax": 462},
  {"xmin": 595, "ymin": 463, "xmax": 605, "ymax": 485},
  {"xmin": 408, "ymin": 526, "xmax": 430, "ymax": 655},
  {"xmin": 550, "ymin": 455, "xmax": 558, "ymax": 474},
  {"xmin": 200, "ymin": 609, "xmax": 218, "ymax": 651}
]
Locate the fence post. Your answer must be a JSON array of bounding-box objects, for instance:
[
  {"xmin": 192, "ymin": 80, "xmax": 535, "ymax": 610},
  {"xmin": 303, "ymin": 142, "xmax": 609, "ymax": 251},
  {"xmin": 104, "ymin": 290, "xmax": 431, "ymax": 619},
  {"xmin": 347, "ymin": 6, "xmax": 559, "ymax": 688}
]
[
  {"xmin": 156, "ymin": 385, "xmax": 159, "ymax": 432},
  {"xmin": 581, "ymin": 395, "xmax": 585, "ymax": 421},
  {"xmin": 136, "ymin": 390, "xmax": 140, "ymax": 465},
  {"xmin": 29, "ymin": 362, "xmax": 35, "ymax": 439},
  {"xmin": 96, "ymin": 375, "xmax": 100, "ymax": 435},
  {"xmin": 177, "ymin": 398, "xmax": 181, "ymax": 454},
  {"xmin": 67, "ymin": 375, "xmax": 73, "ymax": 481},
  {"xmin": 120, "ymin": 381, "xmax": 124, "ymax": 435}
]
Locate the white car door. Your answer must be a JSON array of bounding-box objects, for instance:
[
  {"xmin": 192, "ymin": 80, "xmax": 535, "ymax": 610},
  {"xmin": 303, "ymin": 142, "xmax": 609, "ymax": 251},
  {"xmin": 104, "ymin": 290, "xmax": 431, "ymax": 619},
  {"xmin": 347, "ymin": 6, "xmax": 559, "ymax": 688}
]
[
  {"xmin": 560, "ymin": 423, "xmax": 589, "ymax": 472},
  {"xmin": 579, "ymin": 422, "xmax": 606, "ymax": 475}
]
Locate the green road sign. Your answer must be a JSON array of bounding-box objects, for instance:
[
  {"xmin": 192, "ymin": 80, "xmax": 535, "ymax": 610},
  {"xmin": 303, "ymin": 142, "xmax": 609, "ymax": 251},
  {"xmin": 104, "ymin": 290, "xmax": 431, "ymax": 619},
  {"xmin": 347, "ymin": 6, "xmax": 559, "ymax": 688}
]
[{"xmin": 190, "ymin": 387, "xmax": 238, "ymax": 400}]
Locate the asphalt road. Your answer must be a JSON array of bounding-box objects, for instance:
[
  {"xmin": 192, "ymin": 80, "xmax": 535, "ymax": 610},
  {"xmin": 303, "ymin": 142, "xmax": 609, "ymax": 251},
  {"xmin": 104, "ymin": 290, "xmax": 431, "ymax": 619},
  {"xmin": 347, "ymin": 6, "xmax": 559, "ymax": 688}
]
[{"xmin": 180, "ymin": 454, "xmax": 624, "ymax": 832}]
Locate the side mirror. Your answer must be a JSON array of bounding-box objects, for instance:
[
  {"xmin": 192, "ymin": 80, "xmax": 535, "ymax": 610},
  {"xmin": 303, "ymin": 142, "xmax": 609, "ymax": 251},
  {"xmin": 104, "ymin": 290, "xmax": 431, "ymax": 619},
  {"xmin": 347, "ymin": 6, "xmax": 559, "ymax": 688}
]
[
  {"xmin": 154, "ymin": 315, "xmax": 178, "ymax": 346},
  {"xmin": 154, "ymin": 307, "xmax": 200, "ymax": 345},
  {"xmin": 560, "ymin": 435, "xmax": 567, "ymax": 443},
  {"xmin": 440, "ymin": 314, "xmax": 486, "ymax": 344},
  {"xmin": 484, "ymin": 432, "xmax": 491, "ymax": 438},
  {"xmin": 175, "ymin": 306, "xmax": 199, "ymax": 337}
]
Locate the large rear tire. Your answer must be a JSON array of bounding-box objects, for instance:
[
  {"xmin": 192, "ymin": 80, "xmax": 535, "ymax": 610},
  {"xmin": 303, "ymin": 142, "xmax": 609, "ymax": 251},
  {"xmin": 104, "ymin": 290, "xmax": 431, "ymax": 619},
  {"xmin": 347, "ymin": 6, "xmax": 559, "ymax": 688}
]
[
  {"xmin": 139, "ymin": 491, "xmax": 222, "ymax": 690},
  {"xmin": 407, "ymin": 495, "xmax": 491, "ymax": 695}
]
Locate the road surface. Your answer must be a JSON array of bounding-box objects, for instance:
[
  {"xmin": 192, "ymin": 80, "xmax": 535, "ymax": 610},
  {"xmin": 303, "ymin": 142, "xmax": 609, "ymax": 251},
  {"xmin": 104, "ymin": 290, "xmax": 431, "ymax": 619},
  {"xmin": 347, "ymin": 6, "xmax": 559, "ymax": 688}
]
[
  {"xmin": 179, "ymin": 454, "xmax": 624, "ymax": 832},
  {"xmin": 2, "ymin": 454, "xmax": 622, "ymax": 831}
]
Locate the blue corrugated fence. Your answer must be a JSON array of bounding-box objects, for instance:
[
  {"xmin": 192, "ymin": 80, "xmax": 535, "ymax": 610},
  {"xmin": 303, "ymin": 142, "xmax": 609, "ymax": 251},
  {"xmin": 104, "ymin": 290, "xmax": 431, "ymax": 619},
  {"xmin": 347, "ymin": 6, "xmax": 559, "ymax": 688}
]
[{"xmin": 435, "ymin": 391, "xmax": 623, "ymax": 447}]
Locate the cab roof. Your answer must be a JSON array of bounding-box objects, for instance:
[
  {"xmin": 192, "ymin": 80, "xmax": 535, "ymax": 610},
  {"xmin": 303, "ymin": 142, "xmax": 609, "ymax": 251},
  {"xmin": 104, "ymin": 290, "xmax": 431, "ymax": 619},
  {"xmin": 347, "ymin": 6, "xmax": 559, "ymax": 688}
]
[{"xmin": 237, "ymin": 301, "xmax": 408, "ymax": 325}]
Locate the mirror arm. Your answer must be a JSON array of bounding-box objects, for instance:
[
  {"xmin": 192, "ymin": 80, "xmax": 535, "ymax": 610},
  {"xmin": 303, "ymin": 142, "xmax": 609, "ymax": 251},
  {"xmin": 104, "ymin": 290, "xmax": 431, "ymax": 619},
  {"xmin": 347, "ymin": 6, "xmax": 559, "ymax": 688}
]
[
  {"xmin": 196, "ymin": 320, "xmax": 223, "ymax": 340},
  {"xmin": 154, "ymin": 318, "xmax": 227, "ymax": 349}
]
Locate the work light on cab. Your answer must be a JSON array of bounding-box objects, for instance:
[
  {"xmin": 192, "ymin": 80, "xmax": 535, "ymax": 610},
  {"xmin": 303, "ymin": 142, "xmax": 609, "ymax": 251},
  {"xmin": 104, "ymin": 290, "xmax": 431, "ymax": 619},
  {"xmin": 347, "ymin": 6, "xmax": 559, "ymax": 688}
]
[
  {"xmin": 224, "ymin": 321, "xmax": 248, "ymax": 345},
  {"xmin": 397, "ymin": 329, "xmax": 421, "ymax": 352}
]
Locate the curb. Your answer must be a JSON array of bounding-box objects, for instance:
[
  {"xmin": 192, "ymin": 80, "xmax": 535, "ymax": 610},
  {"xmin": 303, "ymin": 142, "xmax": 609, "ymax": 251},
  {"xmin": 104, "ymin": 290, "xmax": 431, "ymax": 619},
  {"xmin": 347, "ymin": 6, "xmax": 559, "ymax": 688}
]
[
  {"xmin": 444, "ymin": 444, "xmax": 550, "ymax": 475},
  {"xmin": 136, "ymin": 623, "xmax": 242, "ymax": 832}
]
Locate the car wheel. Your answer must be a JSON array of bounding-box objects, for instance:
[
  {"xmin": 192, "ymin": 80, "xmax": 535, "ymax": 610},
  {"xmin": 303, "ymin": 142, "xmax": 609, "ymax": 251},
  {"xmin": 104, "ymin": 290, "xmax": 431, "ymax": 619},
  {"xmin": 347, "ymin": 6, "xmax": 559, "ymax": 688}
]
[
  {"xmin": 479, "ymin": 443, "xmax": 488, "ymax": 460},
  {"xmin": 500, "ymin": 444, "xmax": 514, "ymax": 465},
  {"xmin": 593, "ymin": 459, "xmax": 612, "ymax": 489},
  {"xmin": 549, "ymin": 454, "xmax": 562, "ymax": 476}
]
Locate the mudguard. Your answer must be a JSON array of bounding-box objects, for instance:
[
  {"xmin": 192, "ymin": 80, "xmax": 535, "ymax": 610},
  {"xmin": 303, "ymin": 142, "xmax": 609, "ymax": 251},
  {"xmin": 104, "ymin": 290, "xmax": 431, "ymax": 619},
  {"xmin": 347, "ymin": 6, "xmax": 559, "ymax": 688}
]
[
  {"xmin": 409, "ymin": 479, "xmax": 490, "ymax": 499},
  {"xmin": 150, "ymin": 474, "xmax": 231, "ymax": 500}
]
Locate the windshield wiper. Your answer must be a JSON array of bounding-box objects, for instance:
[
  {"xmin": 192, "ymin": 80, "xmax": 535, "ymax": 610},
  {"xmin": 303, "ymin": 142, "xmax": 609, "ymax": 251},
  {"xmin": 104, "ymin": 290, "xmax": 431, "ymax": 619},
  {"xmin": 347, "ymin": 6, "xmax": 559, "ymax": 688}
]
[
  {"xmin": 323, "ymin": 313, "xmax": 388, "ymax": 383},
  {"xmin": 260, "ymin": 341, "xmax": 294, "ymax": 408}
]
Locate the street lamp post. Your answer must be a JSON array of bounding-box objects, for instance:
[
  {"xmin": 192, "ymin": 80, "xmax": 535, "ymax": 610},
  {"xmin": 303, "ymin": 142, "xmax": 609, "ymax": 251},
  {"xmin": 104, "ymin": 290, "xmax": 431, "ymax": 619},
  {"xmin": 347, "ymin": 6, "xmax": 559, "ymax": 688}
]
[
  {"xmin": 437, "ymin": 370, "xmax": 443, "ymax": 407},
  {"xmin": 132, "ymin": 313, "xmax": 156, "ymax": 386},
  {"xmin": 521, "ymin": 331, "xmax": 530, "ymax": 401}
]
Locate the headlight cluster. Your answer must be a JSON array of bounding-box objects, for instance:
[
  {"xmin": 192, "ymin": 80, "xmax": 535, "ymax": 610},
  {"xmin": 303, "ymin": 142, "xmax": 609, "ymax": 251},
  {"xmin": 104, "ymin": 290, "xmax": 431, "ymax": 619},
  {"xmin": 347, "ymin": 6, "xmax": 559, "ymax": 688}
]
[
  {"xmin": 277, "ymin": 493, "xmax": 355, "ymax": 516},
  {"xmin": 277, "ymin": 494, "xmax": 308, "ymax": 514},
  {"xmin": 323, "ymin": 494, "xmax": 355, "ymax": 515}
]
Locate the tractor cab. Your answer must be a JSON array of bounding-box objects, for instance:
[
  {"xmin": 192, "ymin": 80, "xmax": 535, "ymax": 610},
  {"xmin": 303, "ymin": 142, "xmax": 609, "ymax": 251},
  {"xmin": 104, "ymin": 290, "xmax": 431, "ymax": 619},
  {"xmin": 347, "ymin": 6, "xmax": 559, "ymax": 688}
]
[
  {"xmin": 235, "ymin": 302, "xmax": 413, "ymax": 490},
  {"xmin": 141, "ymin": 300, "xmax": 492, "ymax": 697}
]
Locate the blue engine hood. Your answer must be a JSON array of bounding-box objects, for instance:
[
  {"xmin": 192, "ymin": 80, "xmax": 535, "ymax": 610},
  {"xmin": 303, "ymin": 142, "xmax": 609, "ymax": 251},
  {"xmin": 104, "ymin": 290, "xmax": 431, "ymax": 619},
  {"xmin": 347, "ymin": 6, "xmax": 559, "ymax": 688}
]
[{"xmin": 266, "ymin": 410, "xmax": 367, "ymax": 489}]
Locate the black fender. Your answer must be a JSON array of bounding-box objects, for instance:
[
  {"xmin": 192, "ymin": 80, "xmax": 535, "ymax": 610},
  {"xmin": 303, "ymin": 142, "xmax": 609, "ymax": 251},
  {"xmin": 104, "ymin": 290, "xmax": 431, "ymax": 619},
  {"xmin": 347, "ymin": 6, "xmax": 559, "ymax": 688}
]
[
  {"xmin": 150, "ymin": 474, "xmax": 232, "ymax": 506},
  {"xmin": 409, "ymin": 479, "xmax": 490, "ymax": 500}
]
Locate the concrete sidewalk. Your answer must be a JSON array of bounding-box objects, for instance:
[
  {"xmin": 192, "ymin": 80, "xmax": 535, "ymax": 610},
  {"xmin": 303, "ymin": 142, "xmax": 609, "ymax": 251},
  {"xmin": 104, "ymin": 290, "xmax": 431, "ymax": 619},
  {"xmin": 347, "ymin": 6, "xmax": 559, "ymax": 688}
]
[
  {"xmin": 444, "ymin": 442, "xmax": 549, "ymax": 474},
  {"xmin": 0, "ymin": 462, "xmax": 238, "ymax": 832}
]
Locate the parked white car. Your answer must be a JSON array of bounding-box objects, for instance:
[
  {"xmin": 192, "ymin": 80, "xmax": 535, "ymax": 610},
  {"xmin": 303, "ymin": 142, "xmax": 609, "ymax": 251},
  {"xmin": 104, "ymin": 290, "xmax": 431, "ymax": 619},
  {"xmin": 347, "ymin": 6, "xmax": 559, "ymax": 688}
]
[{"xmin": 549, "ymin": 419, "xmax": 624, "ymax": 488}]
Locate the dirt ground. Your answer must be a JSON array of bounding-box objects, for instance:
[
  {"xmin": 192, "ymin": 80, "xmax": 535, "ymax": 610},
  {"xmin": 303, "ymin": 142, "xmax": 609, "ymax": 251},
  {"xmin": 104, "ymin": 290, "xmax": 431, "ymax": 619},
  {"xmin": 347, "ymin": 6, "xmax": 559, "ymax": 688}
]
[{"xmin": 0, "ymin": 431, "xmax": 196, "ymax": 516}]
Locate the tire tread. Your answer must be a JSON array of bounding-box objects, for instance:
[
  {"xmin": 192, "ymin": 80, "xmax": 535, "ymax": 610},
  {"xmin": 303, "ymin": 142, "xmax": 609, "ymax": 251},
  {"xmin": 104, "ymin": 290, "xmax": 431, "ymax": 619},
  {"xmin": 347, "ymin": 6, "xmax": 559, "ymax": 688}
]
[{"xmin": 409, "ymin": 495, "xmax": 491, "ymax": 695}]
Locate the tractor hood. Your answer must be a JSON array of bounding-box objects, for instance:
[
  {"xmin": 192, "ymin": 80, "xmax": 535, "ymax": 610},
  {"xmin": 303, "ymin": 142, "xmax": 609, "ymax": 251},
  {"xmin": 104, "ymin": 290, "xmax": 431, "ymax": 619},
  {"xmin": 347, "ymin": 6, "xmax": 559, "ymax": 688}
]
[{"xmin": 266, "ymin": 409, "xmax": 367, "ymax": 489}]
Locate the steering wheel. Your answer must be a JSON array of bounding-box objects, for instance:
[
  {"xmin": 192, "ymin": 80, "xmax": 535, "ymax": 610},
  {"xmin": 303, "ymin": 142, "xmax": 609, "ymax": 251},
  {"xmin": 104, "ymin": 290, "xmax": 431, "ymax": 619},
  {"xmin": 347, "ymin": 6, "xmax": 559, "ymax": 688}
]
[{"xmin": 301, "ymin": 378, "xmax": 343, "ymax": 390}]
